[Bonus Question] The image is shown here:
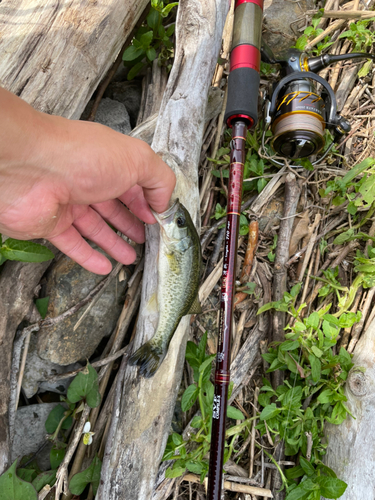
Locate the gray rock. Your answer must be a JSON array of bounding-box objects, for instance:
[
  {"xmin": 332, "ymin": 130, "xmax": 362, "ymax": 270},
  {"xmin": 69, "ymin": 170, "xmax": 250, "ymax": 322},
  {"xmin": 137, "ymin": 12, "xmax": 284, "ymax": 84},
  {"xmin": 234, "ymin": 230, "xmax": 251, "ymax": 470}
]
[
  {"xmin": 37, "ymin": 249, "xmax": 127, "ymax": 365},
  {"xmin": 106, "ymin": 81, "xmax": 142, "ymax": 128},
  {"xmin": 11, "ymin": 403, "xmax": 60, "ymax": 471},
  {"xmin": 22, "ymin": 332, "xmax": 82, "ymax": 398},
  {"xmin": 263, "ymin": 0, "xmax": 313, "ymax": 56},
  {"xmin": 94, "ymin": 98, "xmax": 132, "ymax": 135}
]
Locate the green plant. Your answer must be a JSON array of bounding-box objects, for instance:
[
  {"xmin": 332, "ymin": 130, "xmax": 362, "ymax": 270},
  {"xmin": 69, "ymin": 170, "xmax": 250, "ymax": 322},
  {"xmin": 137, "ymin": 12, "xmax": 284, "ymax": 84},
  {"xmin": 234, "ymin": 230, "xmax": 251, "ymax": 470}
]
[
  {"xmin": 339, "ymin": 18, "xmax": 375, "ymax": 52},
  {"xmin": 0, "ymin": 362, "xmax": 102, "ymax": 499},
  {"xmin": 257, "ymin": 284, "xmax": 359, "ymax": 499},
  {"xmin": 122, "ymin": 0, "xmax": 178, "ymax": 80},
  {"xmin": 0, "ymin": 234, "xmax": 54, "ymax": 266},
  {"xmin": 268, "ymin": 234, "xmax": 278, "ymax": 262},
  {"xmin": 162, "ymin": 332, "xmax": 249, "ymax": 481},
  {"xmin": 295, "ymin": 11, "xmax": 333, "ymax": 55}
]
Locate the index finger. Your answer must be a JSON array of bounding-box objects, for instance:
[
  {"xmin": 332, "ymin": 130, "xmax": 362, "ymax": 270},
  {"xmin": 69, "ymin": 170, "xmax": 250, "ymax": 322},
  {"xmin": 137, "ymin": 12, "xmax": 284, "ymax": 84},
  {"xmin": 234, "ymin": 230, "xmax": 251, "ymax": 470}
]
[{"xmin": 136, "ymin": 149, "xmax": 176, "ymax": 213}]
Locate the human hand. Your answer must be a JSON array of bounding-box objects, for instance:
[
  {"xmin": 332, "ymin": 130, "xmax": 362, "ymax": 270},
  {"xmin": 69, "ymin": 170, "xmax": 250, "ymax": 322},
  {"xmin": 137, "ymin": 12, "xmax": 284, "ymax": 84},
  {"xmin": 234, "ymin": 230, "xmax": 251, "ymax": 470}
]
[{"xmin": 0, "ymin": 88, "xmax": 175, "ymax": 274}]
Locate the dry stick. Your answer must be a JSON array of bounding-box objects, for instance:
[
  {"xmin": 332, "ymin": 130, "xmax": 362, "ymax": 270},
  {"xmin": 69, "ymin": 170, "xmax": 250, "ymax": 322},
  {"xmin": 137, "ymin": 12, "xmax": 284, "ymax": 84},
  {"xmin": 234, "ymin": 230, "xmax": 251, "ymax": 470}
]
[
  {"xmin": 212, "ymin": 0, "xmax": 234, "ymax": 86},
  {"xmin": 273, "ymin": 174, "xmax": 301, "ymax": 385},
  {"xmin": 183, "ymin": 474, "xmax": 273, "ymax": 498},
  {"xmin": 272, "ymin": 174, "xmax": 301, "ymax": 500},
  {"xmin": 86, "ymin": 6, "xmax": 150, "ymax": 122},
  {"xmin": 234, "ymin": 221, "xmax": 259, "ymax": 308},
  {"xmin": 298, "ymin": 214, "xmax": 322, "ymax": 283},
  {"xmin": 232, "ymin": 310, "xmax": 247, "ymax": 361},
  {"xmin": 348, "ymin": 287, "xmax": 375, "ymax": 353},
  {"xmin": 306, "ymin": 240, "xmax": 359, "ymax": 308},
  {"xmin": 299, "ymin": 248, "xmax": 317, "ymax": 307},
  {"xmin": 55, "ymin": 405, "xmax": 91, "ymax": 500},
  {"xmin": 249, "ymin": 387, "xmax": 260, "ymax": 479},
  {"xmin": 44, "ymin": 345, "xmax": 130, "ymax": 383},
  {"xmin": 319, "ymin": 9, "xmax": 375, "ymax": 18},
  {"xmin": 286, "ymin": 214, "xmax": 346, "ymax": 267},
  {"xmin": 15, "ymin": 331, "xmax": 32, "ymax": 410}
]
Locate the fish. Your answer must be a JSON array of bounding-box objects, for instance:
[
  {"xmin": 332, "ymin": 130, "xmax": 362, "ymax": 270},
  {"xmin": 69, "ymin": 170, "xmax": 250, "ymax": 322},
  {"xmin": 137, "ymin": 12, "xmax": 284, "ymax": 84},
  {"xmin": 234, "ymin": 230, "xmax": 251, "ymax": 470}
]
[{"xmin": 129, "ymin": 198, "xmax": 202, "ymax": 378}]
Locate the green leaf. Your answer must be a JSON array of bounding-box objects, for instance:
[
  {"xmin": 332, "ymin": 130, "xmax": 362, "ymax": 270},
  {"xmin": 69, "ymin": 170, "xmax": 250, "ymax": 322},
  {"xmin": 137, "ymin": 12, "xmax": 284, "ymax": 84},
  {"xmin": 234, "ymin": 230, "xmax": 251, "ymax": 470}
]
[
  {"xmin": 227, "ymin": 406, "xmax": 244, "ymax": 420},
  {"xmin": 67, "ymin": 363, "xmax": 101, "ymax": 408},
  {"xmin": 32, "ymin": 470, "xmax": 57, "ymax": 492},
  {"xmin": 166, "ymin": 24, "xmax": 175, "ymax": 37},
  {"xmin": 359, "ymin": 174, "xmax": 375, "ymax": 205},
  {"xmin": 190, "ymin": 416, "xmax": 203, "ymax": 429},
  {"xmin": 295, "ymin": 34, "xmax": 308, "ymax": 51},
  {"xmin": 358, "ymin": 59, "xmax": 373, "ymax": 78},
  {"xmin": 0, "ymin": 239, "xmax": 54, "ymax": 263},
  {"xmin": 197, "ymin": 332, "xmax": 208, "ymax": 363},
  {"xmin": 309, "ymin": 354, "xmax": 321, "ymax": 383},
  {"xmin": 315, "ymin": 476, "xmax": 347, "ymax": 498},
  {"xmin": 306, "ymin": 312, "xmax": 320, "ymax": 329},
  {"xmin": 285, "ymin": 485, "xmax": 310, "ymax": 500},
  {"xmin": 50, "ymin": 447, "xmax": 65, "ymax": 470},
  {"xmin": 35, "ymin": 297, "xmax": 49, "ymax": 320},
  {"xmin": 45, "ymin": 405, "xmax": 72, "ymax": 434},
  {"xmin": 299, "ymin": 457, "xmax": 315, "ymax": 477},
  {"xmin": 259, "ymin": 403, "xmax": 281, "ymax": 421},
  {"xmin": 139, "ymin": 31, "xmax": 153, "ymax": 49},
  {"xmin": 16, "ymin": 468, "xmax": 37, "ymax": 482},
  {"xmin": 199, "ymin": 355, "xmax": 215, "ymax": 374},
  {"xmin": 0, "ymin": 460, "xmax": 38, "ymax": 500},
  {"xmin": 69, "ymin": 456, "xmax": 102, "ymax": 496},
  {"xmin": 311, "ymin": 346, "xmax": 323, "ymax": 358},
  {"xmin": 181, "ymin": 384, "xmax": 199, "ymax": 412},
  {"xmin": 147, "ymin": 8, "xmax": 160, "ymax": 30},
  {"xmin": 165, "ymin": 466, "xmax": 186, "ymax": 478},
  {"xmin": 146, "ymin": 47, "xmax": 157, "ymax": 61},
  {"xmin": 122, "ymin": 45, "xmax": 145, "ymax": 61},
  {"xmin": 186, "ymin": 460, "xmax": 204, "ymax": 474},
  {"xmin": 280, "ymin": 340, "xmax": 299, "ymax": 352},
  {"xmin": 127, "ymin": 62, "xmax": 145, "ymax": 81},
  {"xmin": 162, "ymin": 2, "xmax": 179, "ymax": 15},
  {"xmin": 333, "ymin": 229, "xmax": 355, "ymax": 245}
]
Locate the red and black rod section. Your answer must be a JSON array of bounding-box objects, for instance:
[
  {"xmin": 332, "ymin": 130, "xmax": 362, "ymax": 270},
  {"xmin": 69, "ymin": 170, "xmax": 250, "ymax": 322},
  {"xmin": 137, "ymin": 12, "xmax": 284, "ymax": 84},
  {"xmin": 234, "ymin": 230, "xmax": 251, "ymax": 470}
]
[{"xmin": 207, "ymin": 1, "xmax": 263, "ymax": 499}]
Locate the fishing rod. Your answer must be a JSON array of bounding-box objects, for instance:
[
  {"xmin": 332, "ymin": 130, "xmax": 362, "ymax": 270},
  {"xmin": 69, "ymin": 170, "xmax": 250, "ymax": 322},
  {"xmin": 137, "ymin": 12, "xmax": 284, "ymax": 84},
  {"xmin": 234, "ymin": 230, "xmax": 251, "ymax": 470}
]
[{"xmin": 207, "ymin": 0, "xmax": 263, "ymax": 498}]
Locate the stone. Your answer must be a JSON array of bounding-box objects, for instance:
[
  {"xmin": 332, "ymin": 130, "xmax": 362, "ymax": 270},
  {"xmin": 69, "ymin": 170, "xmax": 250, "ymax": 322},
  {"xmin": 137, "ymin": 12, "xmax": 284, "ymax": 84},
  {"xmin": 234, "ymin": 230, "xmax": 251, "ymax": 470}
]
[
  {"xmin": 94, "ymin": 98, "xmax": 132, "ymax": 134},
  {"xmin": 22, "ymin": 332, "xmax": 82, "ymax": 398},
  {"xmin": 105, "ymin": 81, "xmax": 142, "ymax": 128},
  {"xmin": 263, "ymin": 0, "xmax": 314, "ymax": 56},
  {"xmin": 37, "ymin": 249, "xmax": 127, "ymax": 365},
  {"xmin": 11, "ymin": 403, "xmax": 60, "ymax": 471}
]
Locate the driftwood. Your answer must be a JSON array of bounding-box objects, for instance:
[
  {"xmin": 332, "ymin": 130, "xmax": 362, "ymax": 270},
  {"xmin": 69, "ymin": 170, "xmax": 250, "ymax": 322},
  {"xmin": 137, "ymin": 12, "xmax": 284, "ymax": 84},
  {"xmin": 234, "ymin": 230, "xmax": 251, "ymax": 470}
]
[
  {"xmin": 0, "ymin": 244, "xmax": 54, "ymax": 474},
  {"xmin": 97, "ymin": 1, "xmax": 228, "ymax": 498},
  {"xmin": 0, "ymin": 0, "xmax": 149, "ymax": 119},
  {"xmin": 323, "ymin": 316, "xmax": 375, "ymax": 499}
]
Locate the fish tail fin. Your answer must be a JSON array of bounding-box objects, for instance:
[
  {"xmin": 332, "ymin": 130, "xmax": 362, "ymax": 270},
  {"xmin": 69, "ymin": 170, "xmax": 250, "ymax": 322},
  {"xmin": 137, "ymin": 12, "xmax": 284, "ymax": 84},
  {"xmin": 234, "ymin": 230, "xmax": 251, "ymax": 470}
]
[{"xmin": 128, "ymin": 341, "xmax": 167, "ymax": 378}]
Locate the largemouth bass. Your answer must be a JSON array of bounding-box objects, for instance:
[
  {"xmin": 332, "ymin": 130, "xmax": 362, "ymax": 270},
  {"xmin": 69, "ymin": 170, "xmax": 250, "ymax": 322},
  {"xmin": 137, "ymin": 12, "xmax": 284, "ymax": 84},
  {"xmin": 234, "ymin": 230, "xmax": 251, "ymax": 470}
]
[{"xmin": 129, "ymin": 199, "xmax": 202, "ymax": 378}]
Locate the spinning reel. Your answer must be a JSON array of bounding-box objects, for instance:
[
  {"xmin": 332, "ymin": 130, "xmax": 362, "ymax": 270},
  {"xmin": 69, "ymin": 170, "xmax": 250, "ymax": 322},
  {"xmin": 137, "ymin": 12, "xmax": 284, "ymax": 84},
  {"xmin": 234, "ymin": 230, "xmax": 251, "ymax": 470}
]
[{"xmin": 261, "ymin": 44, "xmax": 375, "ymax": 166}]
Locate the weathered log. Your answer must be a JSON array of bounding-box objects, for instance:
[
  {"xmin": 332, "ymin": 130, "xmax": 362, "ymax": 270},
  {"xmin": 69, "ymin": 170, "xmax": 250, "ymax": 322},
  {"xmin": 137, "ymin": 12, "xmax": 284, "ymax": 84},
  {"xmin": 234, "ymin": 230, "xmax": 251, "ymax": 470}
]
[
  {"xmin": 0, "ymin": 0, "xmax": 149, "ymax": 119},
  {"xmin": 323, "ymin": 316, "xmax": 375, "ymax": 499},
  {"xmin": 0, "ymin": 244, "xmax": 54, "ymax": 474},
  {"xmin": 97, "ymin": 1, "xmax": 228, "ymax": 498}
]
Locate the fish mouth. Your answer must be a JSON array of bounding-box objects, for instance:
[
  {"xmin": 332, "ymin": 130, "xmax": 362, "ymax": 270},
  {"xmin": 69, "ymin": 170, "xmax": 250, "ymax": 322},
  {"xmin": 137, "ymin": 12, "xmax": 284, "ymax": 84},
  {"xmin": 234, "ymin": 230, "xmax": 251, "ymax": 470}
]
[{"xmin": 151, "ymin": 198, "xmax": 179, "ymax": 225}]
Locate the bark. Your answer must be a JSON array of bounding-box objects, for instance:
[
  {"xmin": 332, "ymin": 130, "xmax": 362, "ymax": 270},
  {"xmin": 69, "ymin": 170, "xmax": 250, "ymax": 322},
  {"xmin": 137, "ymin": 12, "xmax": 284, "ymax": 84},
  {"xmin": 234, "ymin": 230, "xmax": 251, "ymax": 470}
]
[
  {"xmin": 0, "ymin": 0, "xmax": 149, "ymax": 119},
  {"xmin": 97, "ymin": 1, "xmax": 228, "ymax": 498},
  {"xmin": 0, "ymin": 243, "xmax": 54, "ymax": 474},
  {"xmin": 323, "ymin": 316, "xmax": 375, "ymax": 499}
]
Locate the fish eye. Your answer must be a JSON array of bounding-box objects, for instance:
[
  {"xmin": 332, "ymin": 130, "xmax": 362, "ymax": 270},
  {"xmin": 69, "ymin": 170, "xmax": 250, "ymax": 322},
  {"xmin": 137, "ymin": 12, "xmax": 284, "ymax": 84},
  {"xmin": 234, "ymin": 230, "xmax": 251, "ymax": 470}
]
[{"xmin": 176, "ymin": 216, "xmax": 186, "ymax": 228}]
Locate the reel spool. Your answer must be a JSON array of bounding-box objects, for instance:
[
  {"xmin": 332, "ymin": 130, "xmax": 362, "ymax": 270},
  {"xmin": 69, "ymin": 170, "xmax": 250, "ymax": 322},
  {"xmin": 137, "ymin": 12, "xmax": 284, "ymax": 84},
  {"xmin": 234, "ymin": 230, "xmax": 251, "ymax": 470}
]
[
  {"xmin": 271, "ymin": 80, "xmax": 325, "ymax": 159},
  {"xmin": 260, "ymin": 47, "xmax": 375, "ymax": 166}
]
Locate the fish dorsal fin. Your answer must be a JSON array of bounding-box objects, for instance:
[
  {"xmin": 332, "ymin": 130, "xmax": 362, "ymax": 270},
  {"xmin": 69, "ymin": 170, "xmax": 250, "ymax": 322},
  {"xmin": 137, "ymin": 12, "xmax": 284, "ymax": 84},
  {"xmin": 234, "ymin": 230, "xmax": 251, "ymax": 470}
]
[{"xmin": 188, "ymin": 295, "xmax": 202, "ymax": 315}]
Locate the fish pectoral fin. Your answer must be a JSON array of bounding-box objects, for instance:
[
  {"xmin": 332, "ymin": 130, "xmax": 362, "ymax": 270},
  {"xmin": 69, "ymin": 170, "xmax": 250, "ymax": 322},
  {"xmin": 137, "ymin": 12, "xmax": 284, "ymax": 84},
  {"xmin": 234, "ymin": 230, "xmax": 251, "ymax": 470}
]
[
  {"xmin": 166, "ymin": 252, "xmax": 181, "ymax": 274},
  {"xmin": 146, "ymin": 292, "xmax": 158, "ymax": 313},
  {"xmin": 187, "ymin": 295, "xmax": 202, "ymax": 315}
]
